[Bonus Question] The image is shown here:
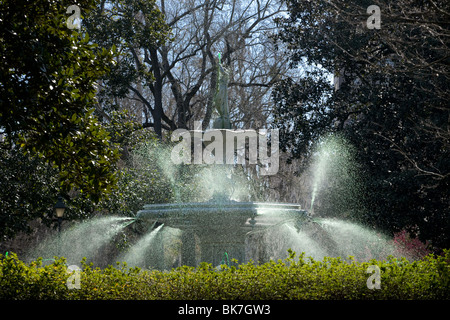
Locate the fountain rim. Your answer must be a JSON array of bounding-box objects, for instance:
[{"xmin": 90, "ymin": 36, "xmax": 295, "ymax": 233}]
[
  {"xmin": 136, "ymin": 201, "xmax": 308, "ymax": 221},
  {"xmin": 140, "ymin": 201, "xmax": 303, "ymax": 210}
]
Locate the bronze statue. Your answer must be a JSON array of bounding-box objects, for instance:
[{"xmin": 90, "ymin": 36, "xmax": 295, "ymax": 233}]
[{"xmin": 212, "ymin": 53, "xmax": 232, "ymax": 129}]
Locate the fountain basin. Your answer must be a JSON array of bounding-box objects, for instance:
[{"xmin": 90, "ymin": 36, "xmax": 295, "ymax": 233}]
[{"xmin": 136, "ymin": 201, "xmax": 308, "ymax": 266}]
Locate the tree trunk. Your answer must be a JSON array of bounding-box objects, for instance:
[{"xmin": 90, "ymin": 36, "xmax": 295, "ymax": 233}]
[{"xmin": 149, "ymin": 46, "xmax": 163, "ymax": 139}]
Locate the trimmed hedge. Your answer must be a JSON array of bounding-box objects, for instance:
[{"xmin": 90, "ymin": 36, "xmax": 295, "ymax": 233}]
[{"xmin": 1, "ymin": 250, "xmax": 449, "ymax": 299}]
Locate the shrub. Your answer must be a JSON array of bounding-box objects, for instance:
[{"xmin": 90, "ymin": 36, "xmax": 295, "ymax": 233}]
[
  {"xmin": 392, "ymin": 229, "xmax": 432, "ymax": 260},
  {"xmin": 0, "ymin": 250, "xmax": 449, "ymax": 300}
]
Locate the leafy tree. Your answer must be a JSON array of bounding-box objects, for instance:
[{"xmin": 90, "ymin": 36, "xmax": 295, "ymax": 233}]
[
  {"xmin": 273, "ymin": 0, "xmax": 449, "ymax": 250},
  {"xmin": 0, "ymin": 109, "xmax": 151, "ymax": 240},
  {"xmin": 0, "ymin": 147, "xmax": 59, "ymax": 239},
  {"xmin": 0, "ymin": 0, "xmax": 166, "ymax": 239},
  {"xmin": 0, "ymin": 0, "xmax": 121, "ymax": 201}
]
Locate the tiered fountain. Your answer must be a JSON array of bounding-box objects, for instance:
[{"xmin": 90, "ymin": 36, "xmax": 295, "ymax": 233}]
[
  {"xmin": 27, "ymin": 55, "xmax": 405, "ymax": 269},
  {"xmin": 136, "ymin": 57, "xmax": 308, "ymax": 266}
]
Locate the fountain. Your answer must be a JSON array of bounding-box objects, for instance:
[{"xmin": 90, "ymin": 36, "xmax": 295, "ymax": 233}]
[
  {"xmin": 136, "ymin": 200, "xmax": 308, "ymax": 267},
  {"xmin": 133, "ymin": 128, "xmax": 401, "ymax": 267},
  {"xmin": 135, "ymin": 57, "xmax": 309, "ymax": 267},
  {"xmin": 26, "ymin": 55, "xmax": 407, "ymax": 269},
  {"xmin": 26, "ymin": 131, "xmax": 404, "ymax": 268}
]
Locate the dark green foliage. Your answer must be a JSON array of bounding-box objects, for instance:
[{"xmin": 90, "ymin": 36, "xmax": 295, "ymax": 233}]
[
  {"xmin": 272, "ymin": 0, "xmax": 450, "ymax": 250},
  {"xmin": 79, "ymin": 135, "xmax": 215, "ymax": 217},
  {"xmin": 1, "ymin": 251, "xmax": 449, "ymax": 299},
  {"xmin": 0, "ymin": 0, "xmax": 120, "ymax": 201},
  {"xmin": 94, "ymin": 137, "xmax": 176, "ymax": 216},
  {"xmin": 0, "ymin": 0, "xmax": 170, "ymax": 238},
  {"xmin": 0, "ymin": 149, "xmax": 59, "ymax": 239}
]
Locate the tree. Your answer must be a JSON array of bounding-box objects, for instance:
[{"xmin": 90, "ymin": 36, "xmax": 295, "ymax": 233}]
[
  {"xmin": 82, "ymin": 0, "xmax": 170, "ymax": 136},
  {"xmin": 85, "ymin": 0, "xmax": 304, "ymax": 209},
  {"xmin": 273, "ymin": 0, "xmax": 450, "ymax": 250},
  {"xmin": 0, "ymin": 0, "xmax": 167, "ymax": 240},
  {"xmin": 0, "ymin": 0, "xmax": 122, "ymax": 201},
  {"xmin": 0, "ymin": 147, "xmax": 59, "ymax": 239},
  {"xmin": 85, "ymin": 0, "xmax": 291, "ymax": 137}
]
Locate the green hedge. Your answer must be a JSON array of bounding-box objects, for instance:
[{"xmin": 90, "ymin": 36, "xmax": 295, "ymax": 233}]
[{"xmin": 1, "ymin": 250, "xmax": 449, "ymax": 299}]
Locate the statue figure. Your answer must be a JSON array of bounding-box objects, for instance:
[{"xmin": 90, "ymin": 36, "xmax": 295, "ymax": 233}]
[{"xmin": 212, "ymin": 53, "xmax": 232, "ymax": 129}]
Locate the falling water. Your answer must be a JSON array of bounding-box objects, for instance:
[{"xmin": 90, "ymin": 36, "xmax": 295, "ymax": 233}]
[
  {"xmin": 275, "ymin": 134, "xmax": 406, "ymax": 261},
  {"xmin": 27, "ymin": 216, "xmax": 135, "ymax": 266},
  {"xmin": 283, "ymin": 223, "xmax": 329, "ymax": 260},
  {"xmin": 119, "ymin": 224, "xmax": 164, "ymax": 268},
  {"xmin": 309, "ymin": 149, "xmax": 329, "ymax": 213},
  {"xmin": 309, "ymin": 136, "xmax": 340, "ymax": 213},
  {"xmin": 319, "ymin": 218, "xmax": 398, "ymax": 260},
  {"xmin": 261, "ymin": 218, "xmax": 406, "ymax": 262},
  {"xmin": 308, "ymin": 134, "xmax": 364, "ymax": 216}
]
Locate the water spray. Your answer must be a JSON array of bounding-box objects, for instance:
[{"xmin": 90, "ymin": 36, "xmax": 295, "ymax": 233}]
[
  {"xmin": 119, "ymin": 223, "xmax": 165, "ymax": 268},
  {"xmin": 309, "ymin": 200, "xmax": 315, "ymax": 216},
  {"xmin": 149, "ymin": 220, "xmax": 164, "ymax": 232},
  {"xmin": 120, "ymin": 217, "xmax": 137, "ymax": 229}
]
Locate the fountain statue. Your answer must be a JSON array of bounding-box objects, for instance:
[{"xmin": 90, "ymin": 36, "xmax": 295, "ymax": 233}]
[{"xmin": 212, "ymin": 53, "xmax": 232, "ymax": 130}]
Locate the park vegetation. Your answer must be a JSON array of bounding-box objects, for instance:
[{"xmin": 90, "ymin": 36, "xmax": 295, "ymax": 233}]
[
  {"xmin": 0, "ymin": 0, "xmax": 449, "ymax": 300},
  {"xmin": 1, "ymin": 250, "xmax": 449, "ymax": 299}
]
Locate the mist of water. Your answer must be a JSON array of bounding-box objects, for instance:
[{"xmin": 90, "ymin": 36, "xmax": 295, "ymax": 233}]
[
  {"xmin": 309, "ymin": 148, "xmax": 329, "ymax": 213},
  {"xmin": 118, "ymin": 224, "xmax": 164, "ymax": 268},
  {"xmin": 321, "ymin": 218, "xmax": 399, "ymax": 259},
  {"xmin": 283, "ymin": 223, "xmax": 329, "ymax": 260},
  {"xmin": 282, "ymin": 134, "xmax": 406, "ymax": 261},
  {"xmin": 308, "ymin": 134, "xmax": 365, "ymax": 218},
  {"xmin": 27, "ymin": 216, "xmax": 134, "ymax": 266},
  {"xmin": 132, "ymin": 142, "xmax": 252, "ymax": 203},
  {"xmin": 261, "ymin": 218, "xmax": 407, "ymax": 262}
]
